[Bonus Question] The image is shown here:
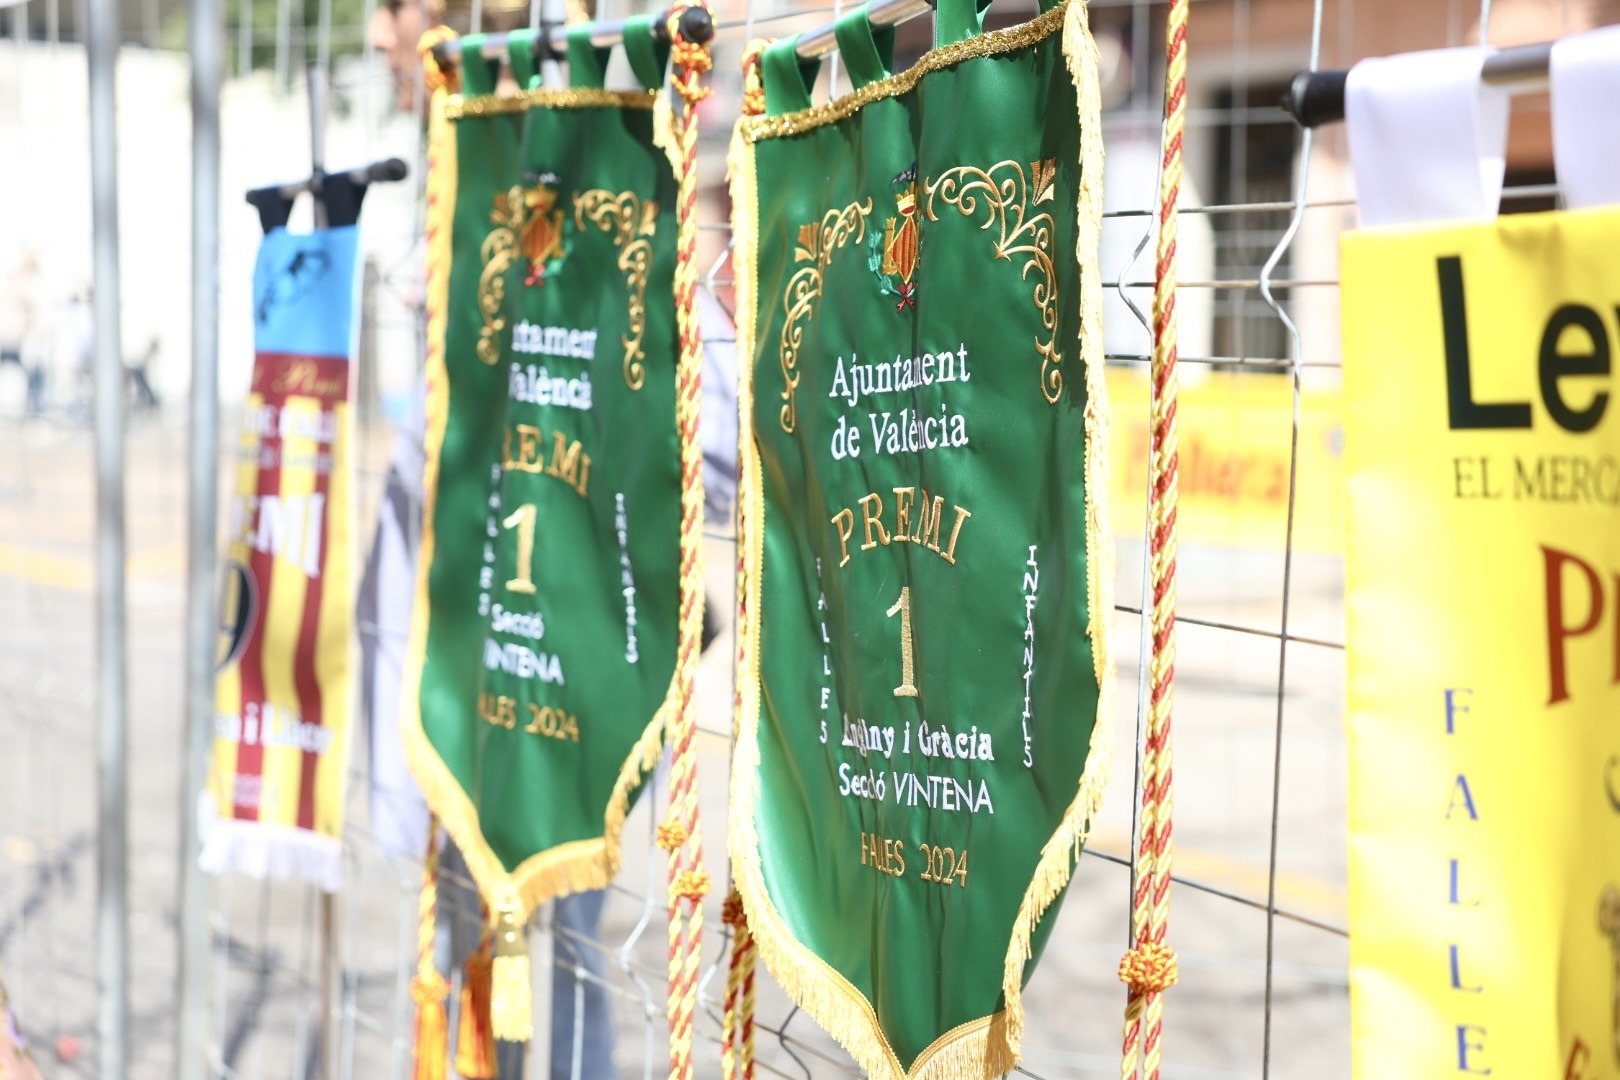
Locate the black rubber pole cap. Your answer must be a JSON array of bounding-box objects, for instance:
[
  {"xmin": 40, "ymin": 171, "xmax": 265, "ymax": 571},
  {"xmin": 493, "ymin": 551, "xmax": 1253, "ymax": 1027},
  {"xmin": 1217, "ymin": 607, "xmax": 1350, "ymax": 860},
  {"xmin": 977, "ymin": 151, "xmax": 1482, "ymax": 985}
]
[
  {"xmin": 679, "ymin": 6, "xmax": 714, "ymax": 44},
  {"xmin": 1282, "ymin": 68, "xmax": 1349, "ymax": 129}
]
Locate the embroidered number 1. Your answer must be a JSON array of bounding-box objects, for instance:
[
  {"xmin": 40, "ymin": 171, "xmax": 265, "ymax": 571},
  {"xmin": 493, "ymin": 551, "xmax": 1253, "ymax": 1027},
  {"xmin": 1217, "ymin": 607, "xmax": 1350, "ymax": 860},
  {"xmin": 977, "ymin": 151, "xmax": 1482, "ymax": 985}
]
[
  {"xmin": 502, "ymin": 504, "xmax": 538, "ymax": 594},
  {"xmin": 886, "ymin": 586, "xmax": 919, "ymax": 698}
]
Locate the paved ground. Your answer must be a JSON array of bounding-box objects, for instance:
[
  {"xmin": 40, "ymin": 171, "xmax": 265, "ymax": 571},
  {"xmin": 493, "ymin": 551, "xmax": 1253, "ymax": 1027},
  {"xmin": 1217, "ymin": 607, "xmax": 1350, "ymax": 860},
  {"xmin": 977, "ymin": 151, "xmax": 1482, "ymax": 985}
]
[{"xmin": 0, "ymin": 411, "xmax": 1349, "ymax": 1079}]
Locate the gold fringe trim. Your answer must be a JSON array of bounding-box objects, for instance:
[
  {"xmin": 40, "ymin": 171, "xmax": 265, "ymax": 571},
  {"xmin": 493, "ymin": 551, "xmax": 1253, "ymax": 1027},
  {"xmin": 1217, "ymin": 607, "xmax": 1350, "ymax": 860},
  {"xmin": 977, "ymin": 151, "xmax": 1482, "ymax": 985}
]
[
  {"xmin": 653, "ymin": 93, "xmax": 684, "ymax": 176},
  {"xmin": 726, "ymin": 3, "xmax": 1113, "ymax": 1076},
  {"xmin": 446, "ymin": 85, "xmax": 657, "ymax": 119},
  {"xmin": 999, "ymin": 0, "xmax": 1114, "ymax": 1054},
  {"xmin": 739, "ymin": 3, "xmax": 1066, "ymax": 144},
  {"xmin": 400, "ymin": 86, "xmax": 674, "ymax": 926}
]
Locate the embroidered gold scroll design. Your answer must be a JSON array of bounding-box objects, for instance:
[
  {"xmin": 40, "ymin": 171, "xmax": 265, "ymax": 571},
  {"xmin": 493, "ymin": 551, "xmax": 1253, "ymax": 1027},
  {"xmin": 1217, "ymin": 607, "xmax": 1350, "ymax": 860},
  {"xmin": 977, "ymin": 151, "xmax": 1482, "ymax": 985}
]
[
  {"xmin": 927, "ymin": 159, "xmax": 1063, "ymax": 402},
  {"xmin": 574, "ymin": 189, "xmax": 658, "ymax": 391},
  {"xmin": 778, "ymin": 199, "xmax": 872, "ymax": 433},
  {"xmin": 478, "ymin": 188, "xmax": 525, "ymax": 366}
]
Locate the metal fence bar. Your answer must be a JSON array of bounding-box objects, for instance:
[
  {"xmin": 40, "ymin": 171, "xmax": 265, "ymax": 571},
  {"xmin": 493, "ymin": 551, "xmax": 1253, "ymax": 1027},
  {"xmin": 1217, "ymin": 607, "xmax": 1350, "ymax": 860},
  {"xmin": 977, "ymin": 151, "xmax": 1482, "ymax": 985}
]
[
  {"xmin": 181, "ymin": 0, "xmax": 226, "ymax": 1070},
  {"xmin": 1256, "ymin": 0, "xmax": 1329, "ymax": 1072},
  {"xmin": 86, "ymin": 0, "xmax": 129, "ymax": 1069}
]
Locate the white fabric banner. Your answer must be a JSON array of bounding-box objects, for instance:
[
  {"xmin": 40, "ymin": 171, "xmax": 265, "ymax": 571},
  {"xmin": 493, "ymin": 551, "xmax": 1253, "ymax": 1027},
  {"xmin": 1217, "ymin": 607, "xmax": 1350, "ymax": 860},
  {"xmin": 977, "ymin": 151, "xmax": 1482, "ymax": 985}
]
[
  {"xmin": 1345, "ymin": 47, "xmax": 1509, "ymax": 229},
  {"xmin": 1551, "ymin": 25, "xmax": 1620, "ymax": 211}
]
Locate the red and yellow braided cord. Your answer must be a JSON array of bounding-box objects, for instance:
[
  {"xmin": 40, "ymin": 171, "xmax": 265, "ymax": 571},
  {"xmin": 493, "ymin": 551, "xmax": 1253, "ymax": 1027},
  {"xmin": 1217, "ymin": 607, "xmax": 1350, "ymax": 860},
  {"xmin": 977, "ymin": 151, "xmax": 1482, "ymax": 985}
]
[
  {"xmin": 660, "ymin": 6, "xmax": 714, "ymax": 1078},
  {"xmin": 411, "ymin": 821, "xmax": 449, "ymax": 1080},
  {"xmin": 1119, "ymin": 0, "xmax": 1186, "ymax": 1077},
  {"xmin": 720, "ymin": 890, "xmax": 757, "ymax": 1079}
]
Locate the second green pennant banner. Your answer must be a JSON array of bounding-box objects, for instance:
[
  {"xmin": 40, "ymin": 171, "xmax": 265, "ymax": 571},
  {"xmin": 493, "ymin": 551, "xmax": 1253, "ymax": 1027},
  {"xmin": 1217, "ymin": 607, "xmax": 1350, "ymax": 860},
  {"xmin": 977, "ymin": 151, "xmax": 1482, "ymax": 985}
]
[
  {"xmin": 406, "ymin": 24, "xmax": 683, "ymax": 924},
  {"xmin": 729, "ymin": 1, "xmax": 1112, "ymax": 1076}
]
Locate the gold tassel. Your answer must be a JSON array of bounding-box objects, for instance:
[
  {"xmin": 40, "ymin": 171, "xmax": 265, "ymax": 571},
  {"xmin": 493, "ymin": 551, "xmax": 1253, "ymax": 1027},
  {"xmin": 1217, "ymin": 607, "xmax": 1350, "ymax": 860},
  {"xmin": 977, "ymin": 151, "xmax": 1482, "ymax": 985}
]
[
  {"xmin": 410, "ymin": 970, "xmax": 450, "ymax": 1080},
  {"xmin": 455, "ymin": 936, "xmax": 497, "ymax": 1078},
  {"xmin": 489, "ymin": 905, "xmax": 532, "ymax": 1042}
]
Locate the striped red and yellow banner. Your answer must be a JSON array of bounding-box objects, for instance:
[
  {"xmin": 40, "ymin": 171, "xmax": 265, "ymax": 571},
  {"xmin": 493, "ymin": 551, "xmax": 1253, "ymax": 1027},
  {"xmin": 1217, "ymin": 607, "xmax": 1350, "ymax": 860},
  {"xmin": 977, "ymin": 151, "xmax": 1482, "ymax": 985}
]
[{"xmin": 201, "ymin": 227, "xmax": 359, "ymax": 891}]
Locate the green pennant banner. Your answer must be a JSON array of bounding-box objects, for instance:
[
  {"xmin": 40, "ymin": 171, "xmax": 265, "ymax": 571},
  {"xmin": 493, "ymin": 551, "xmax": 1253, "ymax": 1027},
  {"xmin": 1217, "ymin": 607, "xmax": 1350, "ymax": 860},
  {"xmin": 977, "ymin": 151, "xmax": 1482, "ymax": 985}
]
[
  {"xmin": 405, "ymin": 36, "xmax": 683, "ymax": 922},
  {"xmin": 728, "ymin": 2, "xmax": 1113, "ymax": 1076}
]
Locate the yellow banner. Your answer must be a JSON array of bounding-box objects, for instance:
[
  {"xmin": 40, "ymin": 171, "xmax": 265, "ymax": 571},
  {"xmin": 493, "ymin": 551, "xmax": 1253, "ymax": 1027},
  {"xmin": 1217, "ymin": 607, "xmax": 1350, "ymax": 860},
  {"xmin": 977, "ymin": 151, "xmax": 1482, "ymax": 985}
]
[
  {"xmin": 1344, "ymin": 207, "xmax": 1620, "ymax": 1078},
  {"xmin": 1106, "ymin": 368, "xmax": 1343, "ymax": 552}
]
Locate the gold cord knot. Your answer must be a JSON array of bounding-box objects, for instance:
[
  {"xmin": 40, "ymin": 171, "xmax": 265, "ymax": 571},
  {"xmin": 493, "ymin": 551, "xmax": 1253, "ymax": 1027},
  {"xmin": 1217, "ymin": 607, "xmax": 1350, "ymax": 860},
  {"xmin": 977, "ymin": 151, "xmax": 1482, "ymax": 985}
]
[
  {"xmin": 671, "ymin": 39, "xmax": 714, "ymax": 80},
  {"xmin": 410, "ymin": 969, "xmax": 449, "ymax": 1005},
  {"xmin": 721, "ymin": 888, "xmax": 747, "ymax": 927},
  {"xmin": 740, "ymin": 39, "xmax": 768, "ymax": 117},
  {"xmin": 1117, "ymin": 941, "xmax": 1179, "ymax": 994},
  {"xmin": 418, "ymin": 26, "xmax": 461, "ymax": 94},
  {"xmin": 656, "ymin": 818, "xmax": 690, "ymax": 851},
  {"xmin": 672, "ymin": 867, "xmax": 713, "ymax": 904},
  {"xmin": 666, "ymin": 0, "xmax": 715, "ymax": 105}
]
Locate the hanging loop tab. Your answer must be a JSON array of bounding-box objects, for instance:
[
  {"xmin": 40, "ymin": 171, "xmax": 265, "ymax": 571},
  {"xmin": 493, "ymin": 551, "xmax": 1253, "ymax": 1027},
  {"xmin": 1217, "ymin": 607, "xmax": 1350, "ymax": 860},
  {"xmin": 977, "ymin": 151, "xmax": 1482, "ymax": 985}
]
[
  {"xmin": 762, "ymin": 36, "xmax": 821, "ymax": 115},
  {"xmin": 833, "ymin": 10, "xmax": 894, "ymax": 90},
  {"xmin": 933, "ymin": 0, "xmax": 992, "ymax": 49}
]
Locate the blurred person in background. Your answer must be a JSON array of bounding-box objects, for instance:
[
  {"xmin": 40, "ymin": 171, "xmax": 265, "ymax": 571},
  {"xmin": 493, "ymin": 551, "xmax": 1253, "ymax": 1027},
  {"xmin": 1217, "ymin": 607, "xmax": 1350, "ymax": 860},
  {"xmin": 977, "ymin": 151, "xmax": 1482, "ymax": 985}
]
[
  {"xmin": 0, "ymin": 254, "xmax": 46, "ymax": 416},
  {"xmin": 368, "ymin": 0, "xmax": 524, "ymax": 113},
  {"xmin": 60, "ymin": 288, "xmax": 95, "ymax": 424},
  {"xmin": 368, "ymin": 0, "xmax": 434, "ymax": 112},
  {"xmin": 127, "ymin": 336, "xmax": 162, "ymax": 416}
]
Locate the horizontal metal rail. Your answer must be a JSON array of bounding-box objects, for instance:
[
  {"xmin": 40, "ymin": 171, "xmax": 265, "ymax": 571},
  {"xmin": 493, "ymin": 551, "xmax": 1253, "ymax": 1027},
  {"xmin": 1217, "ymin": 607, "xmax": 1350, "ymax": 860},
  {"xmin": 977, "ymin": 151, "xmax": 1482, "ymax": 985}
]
[
  {"xmin": 1284, "ymin": 39, "xmax": 1555, "ymax": 128},
  {"xmin": 430, "ymin": 0, "xmax": 939, "ymax": 70}
]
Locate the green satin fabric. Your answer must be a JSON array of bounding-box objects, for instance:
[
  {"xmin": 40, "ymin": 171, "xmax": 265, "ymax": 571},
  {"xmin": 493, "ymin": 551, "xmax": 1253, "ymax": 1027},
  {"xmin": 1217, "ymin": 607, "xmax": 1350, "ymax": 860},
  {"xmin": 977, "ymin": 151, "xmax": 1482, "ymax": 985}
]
[
  {"xmin": 621, "ymin": 15, "xmax": 670, "ymax": 91},
  {"xmin": 566, "ymin": 26, "xmax": 612, "ymax": 90},
  {"xmin": 832, "ymin": 11, "xmax": 894, "ymax": 89},
  {"xmin": 740, "ymin": 2, "xmax": 1103, "ymax": 1068},
  {"xmin": 508, "ymin": 33, "xmax": 539, "ymax": 91},
  {"xmin": 762, "ymin": 38, "xmax": 821, "ymax": 116},
  {"xmin": 419, "ymin": 87, "xmax": 679, "ymax": 880},
  {"xmin": 459, "ymin": 35, "xmax": 502, "ymax": 95}
]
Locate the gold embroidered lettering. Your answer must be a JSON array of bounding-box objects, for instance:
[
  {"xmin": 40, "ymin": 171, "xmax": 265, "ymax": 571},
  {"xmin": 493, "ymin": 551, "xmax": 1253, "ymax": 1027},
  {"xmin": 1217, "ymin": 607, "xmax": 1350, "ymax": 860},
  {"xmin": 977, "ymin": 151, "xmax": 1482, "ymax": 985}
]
[
  {"xmin": 886, "ymin": 586, "xmax": 919, "ymax": 698},
  {"xmin": 503, "ymin": 424, "xmax": 546, "ymax": 473},
  {"xmin": 913, "ymin": 490, "xmax": 944, "ymax": 550},
  {"xmin": 525, "ymin": 703, "xmax": 582, "ymax": 742},
  {"xmin": 893, "ymin": 486, "xmax": 914, "ymax": 544},
  {"xmin": 826, "ymin": 489, "xmax": 973, "ymax": 569},
  {"xmin": 859, "ymin": 492, "xmax": 889, "ymax": 551},
  {"xmin": 546, "ymin": 432, "xmax": 589, "ymax": 497},
  {"xmin": 831, "ymin": 509, "xmax": 855, "ymax": 567},
  {"xmin": 502, "ymin": 424, "xmax": 590, "ymax": 497},
  {"xmin": 941, "ymin": 505, "xmax": 973, "ymax": 565},
  {"xmin": 859, "ymin": 831, "xmax": 905, "ymax": 877}
]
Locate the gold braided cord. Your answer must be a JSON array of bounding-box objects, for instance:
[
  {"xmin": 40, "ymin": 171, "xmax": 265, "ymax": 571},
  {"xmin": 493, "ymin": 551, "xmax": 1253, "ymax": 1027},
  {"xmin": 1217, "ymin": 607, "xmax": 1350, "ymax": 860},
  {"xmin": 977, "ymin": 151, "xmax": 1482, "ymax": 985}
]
[
  {"xmin": 662, "ymin": 6, "xmax": 713, "ymax": 1078},
  {"xmin": 740, "ymin": 39, "xmax": 767, "ymax": 118},
  {"xmin": 721, "ymin": 890, "xmax": 759, "ymax": 1079},
  {"xmin": 414, "ymin": 823, "xmax": 442, "ymax": 988},
  {"xmin": 419, "ymin": 25, "xmax": 462, "ymax": 94},
  {"xmin": 740, "ymin": 930, "xmax": 757, "ymax": 1078},
  {"xmin": 721, "ymin": 892, "xmax": 745, "ymax": 1078},
  {"xmin": 1119, "ymin": 0, "xmax": 1185, "ymax": 1077},
  {"xmin": 411, "ymin": 820, "xmax": 450, "ymax": 1080}
]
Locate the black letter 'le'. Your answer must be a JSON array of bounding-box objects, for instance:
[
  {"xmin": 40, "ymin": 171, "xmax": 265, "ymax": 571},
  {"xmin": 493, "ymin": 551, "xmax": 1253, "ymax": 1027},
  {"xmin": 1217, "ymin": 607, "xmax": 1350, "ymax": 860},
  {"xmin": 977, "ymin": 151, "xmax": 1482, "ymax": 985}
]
[{"xmin": 1439, "ymin": 256, "xmax": 1532, "ymax": 430}]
